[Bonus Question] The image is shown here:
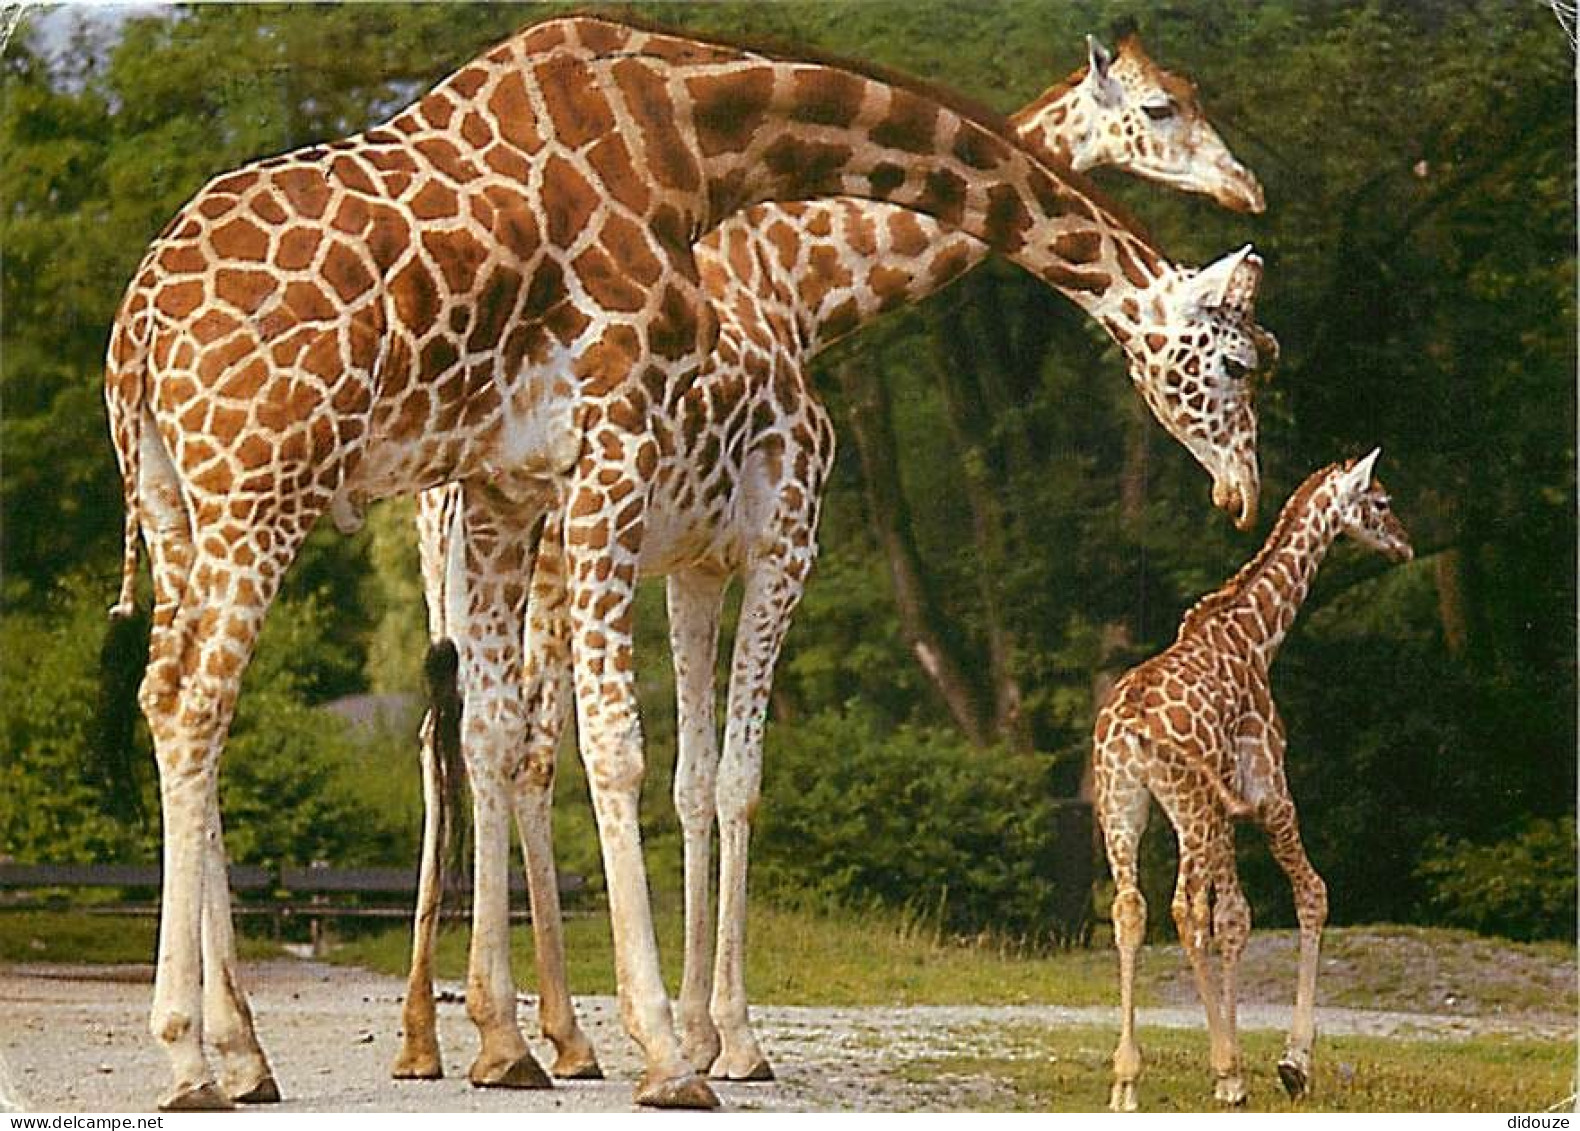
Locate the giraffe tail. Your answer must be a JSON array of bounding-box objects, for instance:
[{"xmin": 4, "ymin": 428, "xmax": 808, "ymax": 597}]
[
  {"xmin": 1128, "ymin": 727, "xmax": 1256, "ymax": 822},
  {"xmin": 92, "ymin": 308, "xmax": 153, "ymax": 822},
  {"xmin": 423, "ymin": 638, "xmax": 468, "ymax": 892}
]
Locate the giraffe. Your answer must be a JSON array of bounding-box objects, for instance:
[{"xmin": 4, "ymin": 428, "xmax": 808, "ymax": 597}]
[
  {"xmin": 1092, "ymin": 450, "xmax": 1413, "ymax": 1112},
  {"xmin": 100, "ymin": 13, "xmax": 1279, "ymax": 1110},
  {"xmin": 393, "ymin": 27, "xmax": 1270, "ymax": 1086}
]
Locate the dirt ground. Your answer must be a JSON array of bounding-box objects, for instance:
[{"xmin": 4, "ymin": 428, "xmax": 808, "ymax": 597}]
[{"xmin": 2, "ymin": 943, "xmax": 1573, "ymax": 1114}]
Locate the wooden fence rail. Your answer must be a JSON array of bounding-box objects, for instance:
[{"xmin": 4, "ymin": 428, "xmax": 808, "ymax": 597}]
[{"xmin": 0, "ymin": 862, "xmax": 587, "ymax": 942}]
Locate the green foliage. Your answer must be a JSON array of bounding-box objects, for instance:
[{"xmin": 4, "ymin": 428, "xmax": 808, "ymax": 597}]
[
  {"xmin": 1416, "ymin": 817, "xmax": 1579, "ymax": 942},
  {"xmin": 0, "ymin": 1, "xmax": 1570, "ymax": 943},
  {"xmin": 0, "ymin": 581, "xmax": 147, "ymax": 862},
  {"xmin": 753, "ymin": 703, "xmax": 1076, "ymax": 940}
]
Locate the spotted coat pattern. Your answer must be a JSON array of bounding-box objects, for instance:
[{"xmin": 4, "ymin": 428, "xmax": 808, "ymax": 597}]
[
  {"xmin": 104, "ymin": 13, "xmax": 1275, "ymax": 1110},
  {"xmin": 1092, "ymin": 452, "xmax": 1413, "ymax": 1112},
  {"xmin": 399, "ymin": 31, "xmax": 1270, "ymax": 1086}
]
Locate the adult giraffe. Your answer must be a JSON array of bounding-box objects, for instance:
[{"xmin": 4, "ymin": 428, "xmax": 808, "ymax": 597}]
[
  {"xmin": 103, "ymin": 13, "xmax": 1275, "ymax": 1109},
  {"xmin": 395, "ymin": 26, "xmax": 1270, "ymax": 1087}
]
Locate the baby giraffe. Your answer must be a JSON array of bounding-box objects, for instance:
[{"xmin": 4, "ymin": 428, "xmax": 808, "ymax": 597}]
[{"xmin": 1092, "ymin": 449, "xmax": 1412, "ymax": 1111}]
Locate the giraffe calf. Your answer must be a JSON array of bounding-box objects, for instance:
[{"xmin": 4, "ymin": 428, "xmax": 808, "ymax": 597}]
[{"xmin": 1092, "ymin": 449, "xmax": 1412, "ymax": 1112}]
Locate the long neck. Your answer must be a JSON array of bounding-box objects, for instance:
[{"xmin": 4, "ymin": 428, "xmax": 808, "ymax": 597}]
[
  {"xmin": 1181, "ymin": 467, "xmax": 1347, "ymax": 666},
  {"xmin": 688, "ymin": 69, "xmax": 1154, "ymax": 357},
  {"xmin": 1006, "ymin": 69, "xmax": 1087, "ymax": 167},
  {"xmin": 474, "ymin": 18, "xmax": 1170, "ymax": 331}
]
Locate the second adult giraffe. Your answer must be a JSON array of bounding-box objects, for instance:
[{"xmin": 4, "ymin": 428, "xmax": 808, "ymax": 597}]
[
  {"xmin": 397, "ymin": 26, "xmax": 1271, "ymax": 1086},
  {"xmin": 103, "ymin": 13, "xmax": 1277, "ymax": 1109}
]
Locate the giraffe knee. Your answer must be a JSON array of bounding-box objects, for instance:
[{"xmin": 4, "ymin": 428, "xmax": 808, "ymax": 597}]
[
  {"xmin": 1172, "ymin": 888, "xmax": 1210, "ymax": 949},
  {"xmin": 1298, "ymin": 874, "xmax": 1329, "ymax": 931},
  {"xmin": 1111, "ymin": 888, "xmax": 1147, "ymax": 950}
]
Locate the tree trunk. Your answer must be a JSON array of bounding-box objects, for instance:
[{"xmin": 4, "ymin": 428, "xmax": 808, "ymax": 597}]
[
  {"xmin": 834, "ymin": 361, "xmax": 992, "ymax": 748},
  {"xmin": 931, "ymin": 303, "xmax": 1032, "ymax": 753}
]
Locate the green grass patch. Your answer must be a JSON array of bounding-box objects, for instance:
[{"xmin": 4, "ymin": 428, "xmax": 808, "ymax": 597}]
[
  {"xmin": 903, "ymin": 1025, "xmax": 1577, "ymax": 1112},
  {"xmin": 0, "ymin": 910, "xmax": 282, "ymax": 964},
  {"xmin": 327, "ymin": 897, "xmax": 1126, "ymax": 1007}
]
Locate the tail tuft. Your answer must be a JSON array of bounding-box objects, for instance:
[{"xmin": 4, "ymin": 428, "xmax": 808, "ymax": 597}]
[
  {"xmin": 423, "ymin": 639, "xmax": 468, "ymax": 889},
  {"xmin": 92, "ymin": 607, "xmax": 150, "ymax": 824}
]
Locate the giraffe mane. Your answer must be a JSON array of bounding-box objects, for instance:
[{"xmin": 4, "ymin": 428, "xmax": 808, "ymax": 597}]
[
  {"xmin": 1177, "ymin": 462, "xmax": 1344, "ymax": 636},
  {"xmin": 519, "ymin": 7, "xmax": 1162, "ymax": 252}
]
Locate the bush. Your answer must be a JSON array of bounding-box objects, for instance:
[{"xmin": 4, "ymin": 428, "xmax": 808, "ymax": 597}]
[
  {"xmin": 0, "ymin": 579, "xmax": 410, "ymax": 867},
  {"xmin": 753, "ymin": 702, "xmax": 1085, "ymax": 943},
  {"xmin": 0, "ymin": 581, "xmax": 146, "ymax": 862},
  {"xmin": 1415, "ymin": 817, "xmax": 1578, "ymax": 941}
]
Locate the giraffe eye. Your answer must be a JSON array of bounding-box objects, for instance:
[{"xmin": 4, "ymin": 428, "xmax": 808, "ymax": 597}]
[
  {"xmin": 1223, "ymin": 357, "xmax": 1249, "ymax": 382},
  {"xmin": 1142, "ymin": 98, "xmax": 1177, "ymax": 121}
]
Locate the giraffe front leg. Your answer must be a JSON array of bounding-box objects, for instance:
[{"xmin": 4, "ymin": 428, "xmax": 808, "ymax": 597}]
[
  {"xmin": 464, "ymin": 700, "xmax": 550, "ymax": 1090},
  {"xmin": 666, "ymin": 570, "xmax": 728, "ymax": 1074},
  {"xmin": 563, "ymin": 475, "xmax": 717, "ymax": 1110},
  {"xmin": 710, "ymin": 550, "xmax": 810, "ymax": 1082},
  {"xmin": 513, "ymin": 536, "xmax": 601, "ymax": 1080},
  {"xmin": 452, "ymin": 485, "xmax": 550, "ymax": 1091},
  {"xmin": 200, "ymin": 792, "xmax": 278, "ymax": 1103}
]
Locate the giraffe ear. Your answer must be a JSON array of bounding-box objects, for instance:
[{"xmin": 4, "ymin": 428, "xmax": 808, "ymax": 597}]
[
  {"xmin": 1086, "ymin": 35, "xmax": 1122, "ymax": 108},
  {"xmin": 1340, "ymin": 448, "xmax": 1382, "ymax": 496},
  {"xmin": 1184, "ymin": 245, "xmax": 1262, "ymax": 316}
]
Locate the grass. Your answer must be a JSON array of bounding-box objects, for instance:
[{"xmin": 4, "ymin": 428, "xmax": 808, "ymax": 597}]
[
  {"xmin": 325, "ymin": 900, "xmax": 1579, "ymax": 1020},
  {"xmin": 901, "ymin": 1025, "xmax": 1577, "ymax": 1112},
  {"xmin": 0, "ymin": 909, "xmax": 282, "ymax": 964},
  {"xmin": 327, "ymin": 897, "xmax": 1125, "ymax": 1007}
]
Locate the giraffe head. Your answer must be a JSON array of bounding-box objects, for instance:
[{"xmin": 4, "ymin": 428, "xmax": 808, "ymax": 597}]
[
  {"xmin": 1332, "ymin": 449, "xmax": 1414, "ymax": 563},
  {"xmin": 1123, "ymin": 244, "xmax": 1276, "ymax": 531},
  {"xmin": 1013, "ymin": 26, "xmax": 1264, "ymax": 214}
]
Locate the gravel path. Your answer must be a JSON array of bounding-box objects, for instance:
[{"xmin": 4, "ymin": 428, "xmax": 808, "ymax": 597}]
[{"xmin": 1, "ymin": 958, "xmax": 1572, "ymax": 1113}]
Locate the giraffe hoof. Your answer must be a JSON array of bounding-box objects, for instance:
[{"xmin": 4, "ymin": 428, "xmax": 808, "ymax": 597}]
[
  {"xmin": 468, "ymin": 1051, "xmax": 552, "ymax": 1090},
  {"xmin": 159, "ymin": 1081, "xmax": 234, "ymax": 1112},
  {"xmin": 634, "ymin": 1069, "xmax": 720, "ymax": 1109},
  {"xmin": 710, "ymin": 1053, "xmax": 774, "ymax": 1082},
  {"xmin": 1277, "ymin": 1057, "xmax": 1310, "ymax": 1099},
  {"xmin": 680, "ymin": 1028, "xmax": 722, "ymax": 1075},
  {"xmin": 1215, "ymin": 1074, "xmax": 1248, "ymax": 1106},
  {"xmin": 1109, "ymin": 1080, "xmax": 1139, "ymax": 1112},
  {"xmin": 551, "ymin": 1049, "xmax": 604, "ymax": 1080},
  {"xmin": 230, "ymin": 1073, "xmax": 281, "ymax": 1104},
  {"xmin": 391, "ymin": 1040, "xmax": 444, "ymax": 1080}
]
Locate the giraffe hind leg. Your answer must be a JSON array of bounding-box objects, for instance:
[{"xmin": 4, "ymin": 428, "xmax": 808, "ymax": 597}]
[{"xmin": 1096, "ymin": 726, "xmax": 1152, "ymax": 1112}]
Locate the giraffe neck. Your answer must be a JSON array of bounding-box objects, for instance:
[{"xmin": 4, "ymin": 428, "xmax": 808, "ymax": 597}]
[
  {"xmin": 1006, "ymin": 69, "xmax": 1089, "ymax": 169},
  {"xmin": 1180, "ymin": 465, "xmax": 1349, "ymax": 667},
  {"xmin": 451, "ymin": 17, "xmax": 1169, "ymax": 324},
  {"xmin": 696, "ymin": 63, "xmax": 1124, "ymax": 362}
]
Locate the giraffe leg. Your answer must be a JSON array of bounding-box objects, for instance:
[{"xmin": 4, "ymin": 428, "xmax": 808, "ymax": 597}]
[
  {"xmin": 666, "ymin": 569, "xmax": 727, "ymax": 1074},
  {"xmin": 511, "ymin": 522, "xmax": 601, "ymax": 1080},
  {"xmin": 141, "ymin": 497, "xmax": 314, "ymax": 1110},
  {"xmin": 1261, "ymin": 795, "xmax": 1327, "ymax": 1098},
  {"xmin": 1209, "ymin": 839, "xmax": 1250, "ymax": 1106},
  {"xmin": 1095, "ymin": 734, "xmax": 1151, "ymax": 1113},
  {"xmin": 710, "ymin": 549, "xmax": 810, "ymax": 1082},
  {"xmin": 449, "ymin": 486, "xmax": 553, "ymax": 1091},
  {"xmin": 392, "ymin": 707, "xmax": 445, "ymax": 1079},
  {"xmin": 562, "ymin": 471, "xmax": 717, "ymax": 1110},
  {"xmin": 1169, "ymin": 844, "xmax": 1241, "ymax": 1106},
  {"xmin": 200, "ymin": 793, "xmax": 278, "ymax": 1103},
  {"xmin": 133, "ymin": 448, "xmax": 228, "ymax": 1109}
]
